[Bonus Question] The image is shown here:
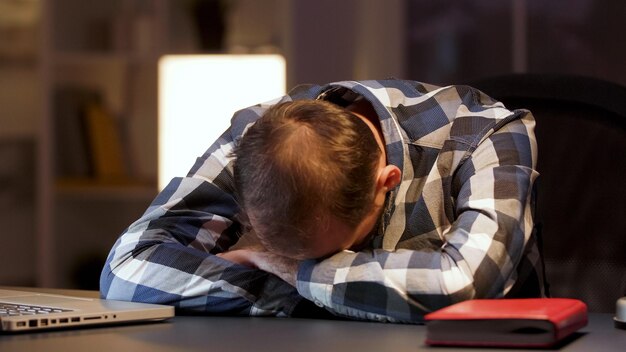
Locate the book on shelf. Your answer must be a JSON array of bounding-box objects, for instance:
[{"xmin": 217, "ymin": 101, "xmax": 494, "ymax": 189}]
[
  {"xmin": 424, "ymin": 298, "xmax": 588, "ymax": 348},
  {"xmin": 53, "ymin": 85, "xmax": 130, "ymax": 184},
  {"xmin": 83, "ymin": 99, "xmax": 129, "ymax": 181},
  {"xmin": 53, "ymin": 86, "xmax": 97, "ymax": 179}
]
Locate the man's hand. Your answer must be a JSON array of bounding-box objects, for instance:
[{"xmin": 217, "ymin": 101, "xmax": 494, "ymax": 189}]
[{"xmin": 217, "ymin": 249, "xmax": 299, "ymax": 287}]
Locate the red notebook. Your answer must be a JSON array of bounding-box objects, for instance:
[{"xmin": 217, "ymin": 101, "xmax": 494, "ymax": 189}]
[{"xmin": 424, "ymin": 298, "xmax": 588, "ymax": 348}]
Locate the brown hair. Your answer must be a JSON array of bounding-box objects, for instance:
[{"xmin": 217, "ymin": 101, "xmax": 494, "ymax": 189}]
[{"xmin": 233, "ymin": 99, "xmax": 382, "ymax": 256}]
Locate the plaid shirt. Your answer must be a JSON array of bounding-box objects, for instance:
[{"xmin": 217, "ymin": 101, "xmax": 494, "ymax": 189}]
[{"xmin": 101, "ymin": 79, "xmax": 544, "ymax": 323}]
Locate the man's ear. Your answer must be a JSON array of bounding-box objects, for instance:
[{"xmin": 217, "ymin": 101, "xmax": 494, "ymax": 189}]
[{"xmin": 376, "ymin": 165, "xmax": 401, "ymax": 193}]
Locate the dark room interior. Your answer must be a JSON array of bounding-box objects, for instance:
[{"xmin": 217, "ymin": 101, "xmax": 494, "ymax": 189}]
[{"xmin": 0, "ymin": 0, "xmax": 624, "ymax": 311}]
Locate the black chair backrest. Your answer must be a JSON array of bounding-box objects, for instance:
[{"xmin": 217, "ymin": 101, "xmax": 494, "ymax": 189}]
[{"xmin": 470, "ymin": 74, "xmax": 626, "ymax": 313}]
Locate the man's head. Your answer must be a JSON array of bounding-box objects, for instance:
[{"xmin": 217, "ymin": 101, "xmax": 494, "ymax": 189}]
[{"xmin": 233, "ymin": 99, "xmax": 400, "ymax": 259}]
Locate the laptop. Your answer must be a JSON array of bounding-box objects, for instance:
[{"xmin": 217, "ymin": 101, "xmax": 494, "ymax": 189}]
[{"xmin": 0, "ymin": 288, "xmax": 174, "ymax": 332}]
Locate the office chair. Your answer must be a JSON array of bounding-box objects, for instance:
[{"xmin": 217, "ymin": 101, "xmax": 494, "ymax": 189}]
[{"xmin": 469, "ymin": 74, "xmax": 626, "ymax": 313}]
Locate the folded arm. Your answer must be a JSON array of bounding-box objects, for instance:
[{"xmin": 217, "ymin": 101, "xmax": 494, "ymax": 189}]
[
  {"xmin": 293, "ymin": 114, "xmax": 539, "ymax": 323},
  {"xmin": 100, "ymin": 128, "xmax": 303, "ymax": 316}
]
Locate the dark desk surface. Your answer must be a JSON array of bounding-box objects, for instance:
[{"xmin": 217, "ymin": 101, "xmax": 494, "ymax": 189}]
[{"xmin": 1, "ymin": 288, "xmax": 625, "ymax": 352}]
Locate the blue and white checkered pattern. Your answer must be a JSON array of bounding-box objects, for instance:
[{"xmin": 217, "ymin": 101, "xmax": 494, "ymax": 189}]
[{"xmin": 100, "ymin": 79, "xmax": 543, "ymax": 323}]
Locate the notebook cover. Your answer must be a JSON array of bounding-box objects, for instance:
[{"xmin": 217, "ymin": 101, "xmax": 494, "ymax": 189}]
[{"xmin": 424, "ymin": 298, "xmax": 588, "ymax": 348}]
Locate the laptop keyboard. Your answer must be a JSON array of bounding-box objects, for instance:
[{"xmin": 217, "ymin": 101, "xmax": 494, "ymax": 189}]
[{"xmin": 0, "ymin": 302, "xmax": 72, "ymax": 317}]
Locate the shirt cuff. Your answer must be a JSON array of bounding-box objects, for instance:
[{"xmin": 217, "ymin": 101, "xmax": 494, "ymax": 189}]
[{"xmin": 296, "ymin": 259, "xmax": 334, "ymax": 309}]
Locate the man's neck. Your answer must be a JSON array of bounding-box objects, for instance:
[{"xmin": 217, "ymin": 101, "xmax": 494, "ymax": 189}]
[
  {"xmin": 347, "ymin": 99, "xmax": 380, "ymax": 127},
  {"xmin": 348, "ymin": 99, "xmax": 387, "ymax": 161}
]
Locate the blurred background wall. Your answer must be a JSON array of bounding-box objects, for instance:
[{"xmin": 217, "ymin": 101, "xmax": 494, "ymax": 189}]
[{"xmin": 0, "ymin": 0, "xmax": 623, "ymax": 289}]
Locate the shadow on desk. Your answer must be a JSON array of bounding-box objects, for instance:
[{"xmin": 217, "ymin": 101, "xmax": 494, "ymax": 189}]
[
  {"xmin": 2, "ymin": 287, "xmax": 625, "ymax": 351},
  {"xmin": 2, "ymin": 313, "xmax": 625, "ymax": 352}
]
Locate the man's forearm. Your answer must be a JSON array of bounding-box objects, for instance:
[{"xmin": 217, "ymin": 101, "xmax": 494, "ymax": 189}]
[{"xmin": 103, "ymin": 242, "xmax": 299, "ymax": 315}]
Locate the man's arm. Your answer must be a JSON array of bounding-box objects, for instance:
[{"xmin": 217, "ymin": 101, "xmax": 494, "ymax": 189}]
[
  {"xmin": 100, "ymin": 121, "xmax": 303, "ymax": 316},
  {"xmin": 286, "ymin": 114, "xmax": 538, "ymax": 323}
]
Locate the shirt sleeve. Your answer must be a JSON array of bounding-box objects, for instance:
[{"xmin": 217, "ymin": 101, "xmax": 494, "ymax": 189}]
[
  {"xmin": 100, "ymin": 119, "xmax": 303, "ymax": 317},
  {"xmin": 295, "ymin": 113, "xmax": 539, "ymax": 323}
]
